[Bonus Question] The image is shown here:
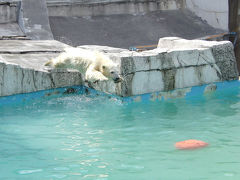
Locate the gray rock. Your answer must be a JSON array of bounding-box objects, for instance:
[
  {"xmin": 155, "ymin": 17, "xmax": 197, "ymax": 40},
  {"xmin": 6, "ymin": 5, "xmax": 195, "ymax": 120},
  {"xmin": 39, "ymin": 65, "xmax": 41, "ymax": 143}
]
[
  {"xmin": 83, "ymin": 37, "xmax": 239, "ymax": 96},
  {"xmin": 0, "ymin": 40, "xmax": 82, "ymax": 97}
]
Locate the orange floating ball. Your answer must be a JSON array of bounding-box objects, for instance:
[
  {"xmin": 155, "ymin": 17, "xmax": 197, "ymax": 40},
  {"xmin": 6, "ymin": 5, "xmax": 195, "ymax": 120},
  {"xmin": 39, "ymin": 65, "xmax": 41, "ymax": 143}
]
[{"xmin": 175, "ymin": 139, "xmax": 208, "ymax": 150}]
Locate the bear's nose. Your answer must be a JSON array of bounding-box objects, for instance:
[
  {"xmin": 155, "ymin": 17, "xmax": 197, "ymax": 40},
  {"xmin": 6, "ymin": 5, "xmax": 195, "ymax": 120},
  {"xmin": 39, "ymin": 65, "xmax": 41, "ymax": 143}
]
[{"xmin": 114, "ymin": 77, "xmax": 121, "ymax": 83}]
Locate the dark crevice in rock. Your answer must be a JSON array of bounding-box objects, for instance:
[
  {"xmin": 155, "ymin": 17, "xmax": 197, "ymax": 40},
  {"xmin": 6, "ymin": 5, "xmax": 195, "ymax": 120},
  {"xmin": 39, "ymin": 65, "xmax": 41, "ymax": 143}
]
[
  {"xmin": 49, "ymin": 73, "xmax": 56, "ymax": 88},
  {"xmin": 0, "ymin": 2, "xmax": 11, "ymax": 6},
  {"xmin": 120, "ymin": 56, "xmax": 136, "ymax": 77},
  {"xmin": 121, "ymin": 73, "xmax": 133, "ymax": 97},
  {"xmin": 21, "ymin": 69, "xmax": 24, "ymax": 91},
  {"xmin": 162, "ymin": 69, "xmax": 176, "ymax": 91},
  {"xmin": 0, "ymin": 50, "xmax": 62, "ymax": 54},
  {"xmin": 0, "ymin": 63, "xmax": 5, "ymax": 95},
  {"xmin": 0, "ymin": 36, "xmax": 29, "ymax": 40},
  {"xmin": 121, "ymin": 63, "xmax": 218, "ymax": 76},
  {"xmin": 32, "ymin": 71, "xmax": 37, "ymax": 90},
  {"xmin": 194, "ymin": 66, "xmax": 204, "ymax": 84},
  {"xmin": 176, "ymin": 52, "xmax": 183, "ymax": 67},
  {"xmin": 199, "ymin": 51, "xmax": 212, "ymax": 64}
]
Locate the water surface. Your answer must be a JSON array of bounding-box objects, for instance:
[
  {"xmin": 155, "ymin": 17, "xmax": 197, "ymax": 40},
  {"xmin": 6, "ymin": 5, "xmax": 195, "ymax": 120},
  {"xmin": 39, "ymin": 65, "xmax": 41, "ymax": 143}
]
[{"xmin": 1, "ymin": 86, "xmax": 240, "ymax": 179}]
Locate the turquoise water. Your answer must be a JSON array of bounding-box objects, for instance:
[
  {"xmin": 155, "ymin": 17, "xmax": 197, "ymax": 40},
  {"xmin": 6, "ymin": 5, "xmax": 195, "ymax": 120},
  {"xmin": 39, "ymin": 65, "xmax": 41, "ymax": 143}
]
[{"xmin": 1, "ymin": 85, "xmax": 240, "ymax": 179}]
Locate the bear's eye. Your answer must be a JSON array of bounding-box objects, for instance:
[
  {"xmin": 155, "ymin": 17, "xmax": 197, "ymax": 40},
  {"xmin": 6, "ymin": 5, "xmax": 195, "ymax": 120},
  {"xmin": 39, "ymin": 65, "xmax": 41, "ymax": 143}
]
[
  {"xmin": 110, "ymin": 71, "xmax": 114, "ymax": 74},
  {"xmin": 102, "ymin": 66, "xmax": 106, "ymax": 69}
]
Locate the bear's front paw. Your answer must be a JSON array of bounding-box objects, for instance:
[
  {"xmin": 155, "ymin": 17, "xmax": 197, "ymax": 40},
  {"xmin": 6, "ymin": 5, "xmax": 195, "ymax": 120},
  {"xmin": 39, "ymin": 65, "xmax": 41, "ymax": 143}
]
[
  {"xmin": 43, "ymin": 66, "xmax": 53, "ymax": 72},
  {"xmin": 99, "ymin": 77, "xmax": 108, "ymax": 81}
]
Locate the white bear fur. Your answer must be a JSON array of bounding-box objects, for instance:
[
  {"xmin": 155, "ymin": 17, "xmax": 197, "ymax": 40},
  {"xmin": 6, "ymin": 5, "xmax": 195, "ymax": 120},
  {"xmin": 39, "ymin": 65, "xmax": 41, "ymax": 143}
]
[{"xmin": 45, "ymin": 48, "xmax": 121, "ymax": 83}]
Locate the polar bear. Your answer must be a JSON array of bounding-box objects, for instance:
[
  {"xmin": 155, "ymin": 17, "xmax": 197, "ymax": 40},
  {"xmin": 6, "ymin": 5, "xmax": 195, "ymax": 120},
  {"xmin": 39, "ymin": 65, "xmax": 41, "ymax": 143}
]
[{"xmin": 45, "ymin": 48, "xmax": 122, "ymax": 83}]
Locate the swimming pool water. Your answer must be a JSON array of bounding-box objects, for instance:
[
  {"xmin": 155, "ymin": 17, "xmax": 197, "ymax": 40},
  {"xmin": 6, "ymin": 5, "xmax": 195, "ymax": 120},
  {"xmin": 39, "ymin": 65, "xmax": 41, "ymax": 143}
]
[{"xmin": 1, "ymin": 85, "xmax": 240, "ymax": 180}]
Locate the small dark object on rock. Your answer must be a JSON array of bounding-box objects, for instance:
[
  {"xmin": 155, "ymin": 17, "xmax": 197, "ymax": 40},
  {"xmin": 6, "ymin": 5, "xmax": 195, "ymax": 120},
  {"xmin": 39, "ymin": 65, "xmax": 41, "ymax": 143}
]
[
  {"xmin": 85, "ymin": 88, "xmax": 90, "ymax": 95},
  {"xmin": 64, "ymin": 88, "xmax": 77, "ymax": 94}
]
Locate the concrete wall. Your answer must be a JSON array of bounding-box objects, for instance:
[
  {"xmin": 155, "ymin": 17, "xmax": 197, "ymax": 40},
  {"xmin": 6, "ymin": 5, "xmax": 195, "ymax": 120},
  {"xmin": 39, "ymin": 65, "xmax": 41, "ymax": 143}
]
[
  {"xmin": 186, "ymin": 0, "xmax": 228, "ymax": 30},
  {"xmin": 0, "ymin": 1, "xmax": 19, "ymax": 23},
  {"xmin": 0, "ymin": 1, "xmax": 26, "ymax": 39},
  {"xmin": 47, "ymin": 0, "xmax": 185, "ymax": 17},
  {"xmin": 18, "ymin": 0, "xmax": 54, "ymax": 40},
  {"xmin": 46, "ymin": 0, "xmax": 229, "ymax": 30}
]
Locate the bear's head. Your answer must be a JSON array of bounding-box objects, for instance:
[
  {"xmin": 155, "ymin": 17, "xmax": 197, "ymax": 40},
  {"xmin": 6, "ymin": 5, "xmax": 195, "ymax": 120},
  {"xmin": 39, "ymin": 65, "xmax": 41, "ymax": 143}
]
[
  {"xmin": 96, "ymin": 52, "xmax": 122, "ymax": 83},
  {"xmin": 101, "ymin": 63, "xmax": 122, "ymax": 83}
]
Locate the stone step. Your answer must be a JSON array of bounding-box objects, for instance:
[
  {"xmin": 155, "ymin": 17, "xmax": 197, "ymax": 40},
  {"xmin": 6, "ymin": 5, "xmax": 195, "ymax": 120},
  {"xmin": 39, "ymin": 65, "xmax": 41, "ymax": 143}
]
[
  {"xmin": 46, "ymin": 0, "xmax": 183, "ymax": 17},
  {"xmin": 0, "ymin": 40, "xmax": 70, "ymax": 54},
  {"xmin": 46, "ymin": 0, "xmax": 143, "ymax": 5},
  {"xmin": 0, "ymin": 23, "xmax": 25, "ymax": 39}
]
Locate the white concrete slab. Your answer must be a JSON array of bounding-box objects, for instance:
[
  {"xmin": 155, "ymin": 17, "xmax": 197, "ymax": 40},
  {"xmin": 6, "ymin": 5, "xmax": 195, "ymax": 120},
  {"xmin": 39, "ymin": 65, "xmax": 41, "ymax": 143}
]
[
  {"xmin": 0, "ymin": 40, "xmax": 70, "ymax": 53},
  {"xmin": 0, "ymin": 40, "xmax": 81, "ymax": 97}
]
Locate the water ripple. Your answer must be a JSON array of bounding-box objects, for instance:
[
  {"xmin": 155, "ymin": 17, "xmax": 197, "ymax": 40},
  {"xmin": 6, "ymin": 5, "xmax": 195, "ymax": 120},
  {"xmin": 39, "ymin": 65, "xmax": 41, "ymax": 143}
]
[{"xmin": 18, "ymin": 169, "xmax": 43, "ymax": 174}]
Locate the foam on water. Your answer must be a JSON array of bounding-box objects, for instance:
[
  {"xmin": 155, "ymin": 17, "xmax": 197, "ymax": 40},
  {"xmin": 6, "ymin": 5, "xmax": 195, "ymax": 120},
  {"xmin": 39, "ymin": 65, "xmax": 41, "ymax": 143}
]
[{"xmin": 1, "ymin": 84, "xmax": 240, "ymax": 179}]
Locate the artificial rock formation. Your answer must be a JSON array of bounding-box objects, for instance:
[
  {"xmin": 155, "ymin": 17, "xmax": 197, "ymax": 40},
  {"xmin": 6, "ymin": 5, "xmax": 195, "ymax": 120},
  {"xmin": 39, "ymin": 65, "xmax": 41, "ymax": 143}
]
[
  {"xmin": 0, "ymin": 38, "xmax": 238, "ymax": 97},
  {"xmin": 82, "ymin": 37, "xmax": 238, "ymax": 97}
]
